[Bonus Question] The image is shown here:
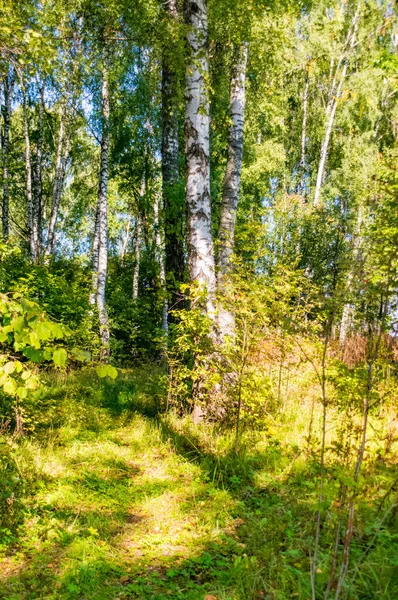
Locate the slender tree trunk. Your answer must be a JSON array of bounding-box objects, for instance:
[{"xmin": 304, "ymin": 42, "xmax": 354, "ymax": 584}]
[
  {"xmin": 184, "ymin": 0, "xmax": 216, "ymax": 319},
  {"xmin": 217, "ymin": 42, "xmax": 248, "ymax": 342},
  {"xmin": 32, "ymin": 83, "xmax": 45, "ymax": 261},
  {"xmin": 96, "ymin": 59, "xmax": 110, "ymax": 361},
  {"xmin": 22, "ymin": 83, "xmax": 34, "ymax": 258},
  {"xmin": 162, "ymin": 0, "xmax": 184, "ymax": 319},
  {"xmin": 133, "ymin": 173, "xmax": 145, "ymax": 301},
  {"xmin": 2, "ymin": 68, "xmax": 14, "ymax": 240},
  {"xmin": 340, "ymin": 207, "xmax": 363, "ymax": 346},
  {"xmin": 313, "ymin": 4, "xmax": 360, "ymax": 207},
  {"xmin": 90, "ymin": 203, "xmax": 100, "ymax": 306},
  {"xmin": 154, "ymin": 186, "xmax": 168, "ymax": 334},
  {"xmin": 45, "ymin": 105, "xmax": 70, "ymax": 257},
  {"xmin": 298, "ymin": 70, "xmax": 309, "ymax": 196}
]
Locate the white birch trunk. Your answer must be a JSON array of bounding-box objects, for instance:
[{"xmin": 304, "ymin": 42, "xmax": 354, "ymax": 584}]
[
  {"xmin": 184, "ymin": 0, "xmax": 216, "ymax": 319},
  {"xmin": 298, "ymin": 72, "xmax": 309, "ymax": 195},
  {"xmin": 96, "ymin": 60, "xmax": 110, "ymax": 360},
  {"xmin": 90, "ymin": 203, "xmax": 100, "ymax": 307},
  {"xmin": 154, "ymin": 186, "xmax": 168, "ymax": 334},
  {"xmin": 162, "ymin": 0, "xmax": 184, "ymax": 318},
  {"xmin": 340, "ymin": 207, "xmax": 363, "ymax": 346},
  {"xmin": 217, "ymin": 42, "xmax": 248, "ymax": 342},
  {"xmin": 2, "ymin": 68, "xmax": 14, "ymax": 240},
  {"xmin": 22, "ymin": 83, "xmax": 34, "ymax": 258},
  {"xmin": 45, "ymin": 104, "xmax": 71, "ymax": 258},
  {"xmin": 313, "ymin": 4, "xmax": 361, "ymax": 207},
  {"xmin": 32, "ymin": 83, "xmax": 45, "ymax": 261},
  {"xmin": 133, "ymin": 173, "xmax": 145, "ymax": 301}
]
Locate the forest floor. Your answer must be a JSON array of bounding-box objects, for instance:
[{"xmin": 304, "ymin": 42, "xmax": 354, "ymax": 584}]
[{"xmin": 0, "ymin": 369, "xmax": 397, "ymax": 600}]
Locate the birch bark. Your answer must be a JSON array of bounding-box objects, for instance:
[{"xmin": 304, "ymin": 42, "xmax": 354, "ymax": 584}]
[
  {"xmin": 2, "ymin": 68, "xmax": 14, "ymax": 240},
  {"xmin": 95, "ymin": 59, "xmax": 110, "ymax": 360},
  {"xmin": 133, "ymin": 173, "xmax": 145, "ymax": 301},
  {"xmin": 298, "ymin": 71, "xmax": 309, "ymax": 196},
  {"xmin": 184, "ymin": 0, "xmax": 216, "ymax": 319},
  {"xmin": 22, "ymin": 83, "xmax": 34, "ymax": 258},
  {"xmin": 217, "ymin": 42, "xmax": 248, "ymax": 341},
  {"xmin": 45, "ymin": 104, "xmax": 71, "ymax": 257},
  {"xmin": 31, "ymin": 83, "xmax": 45, "ymax": 261},
  {"xmin": 162, "ymin": 0, "xmax": 184, "ymax": 318},
  {"xmin": 313, "ymin": 3, "xmax": 361, "ymax": 207},
  {"xmin": 154, "ymin": 186, "xmax": 168, "ymax": 333}
]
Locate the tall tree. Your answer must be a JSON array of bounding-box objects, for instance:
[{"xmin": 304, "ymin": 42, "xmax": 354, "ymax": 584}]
[
  {"xmin": 313, "ymin": 2, "xmax": 361, "ymax": 207},
  {"xmin": 162, "ymin": 0, "xmax": 184, "ymax": 320},
  {"xmin": 31, "ymin": 81, "xmax": 45, "ymax": 261},
  {"xmin": 184, "ymin": 0, "xmax": 216, "ymax": 319},
  {"xmin": 45, "ymin": 104, "xmax": 71, "ymax": 257},
  {"xmin": 21, "ymin": 79, "xmax": 34, "ymax": 256},
  {"xmin": 1, "ymin": 66, "xmax": 14, "ymax": 239},
  {"xmin": 217, "ymin": 42, "xmax": 248, "ymax": 341},
  {"xmin": 95, "ymin": 50, "xmax": 111, "ymax": 360},
  {"xmin": 133, "ymin": 171, "xmax": 145, "ymax": 301}
]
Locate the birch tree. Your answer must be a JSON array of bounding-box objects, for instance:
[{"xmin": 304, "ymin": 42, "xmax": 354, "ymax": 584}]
[
  {"xmin": 162, "ymin": 0, "xmax": 184, "ymax": 319},
  {"xmin": 1, "ymin": 67, "xmax": 14, "ymax": 240},
  {"xmin": 184, "ymin": 0, "xmax": 216, "ymax": 319},
  {"xmin": 45, "ymin": 104, "xmax": 71, "ymax": 257},
  {"xmin": 22, "ymin": 80, "xmax": 34, "ymax": 257},
  {"xmin": 313, "ymin": 2, "xmax": 361, "ymax": 207},
  {"xmin": 217, "ymin": 42, "xmax": 248, "ymax": 341},
  {"xmin": 133, "ymin": 172, "xmax": 145, "ymax": 301},
  {"xmin": 95, "ymin": 54, "xmax": 110, "ymax": 360},
  {"xmin": 31, "ymin": 82, "xmax": 45, "ymax": 261},
  {"xmin": 154, "ymin": 184, "xmax": 168, "ymax": 334}
]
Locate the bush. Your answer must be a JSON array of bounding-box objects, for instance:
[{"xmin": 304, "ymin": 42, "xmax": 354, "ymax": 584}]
[{"xmin": 0, "ymin": 435, "xmax": 25, "ymax": 540}]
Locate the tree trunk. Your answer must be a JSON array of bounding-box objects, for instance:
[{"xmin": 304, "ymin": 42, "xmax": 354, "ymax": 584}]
[
  {"xmin": 22, "ymin": 82, "xmax": 34, "ymax": 258},
  {"xmin": 184, "ymin": 0, "xmax": 216, "ymax": 319},
  {"xmin": 162, "ymin": 0, "xmax": 184, "ymax": 319},
  {"xmin": 154, "ymin": 185, "xmax": 168, "ymax": 334},
  {"xmin": 340, "ymin": 207, "xmax": 363, "ymax": 346},
  {"xmin": 298, "ymin": 69, "xmax": 309, "ymax": 196},
  {"xmin": 96, "ymin": 59, "xmax": 110, "ymax": 361},
  {"xmin": 2, "ymin": 68, "xmax": 14, "ymax": 240},
  {"xmin": 32, "ymin": 83, "xmax": 45, "ymax": 261},
  {"xmin": 313, "ymin": 3, "xmax": 360, "ymax": 207},
  {"xmin": 90, "ymin": 203, "xmax": 100, "ymax": 307},
  {"xmin": 217, "ymin": 42, "xmax": 248, "ymax": 342},
  {"xmin": 45, "ymin": 104, "xmax": 71, "ymax": 257},
  {"xmin": 133, "ymin": 172, "xmax": 145, "ymax": 301}
]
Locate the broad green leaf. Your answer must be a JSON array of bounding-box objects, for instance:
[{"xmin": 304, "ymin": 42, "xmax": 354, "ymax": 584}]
[
  {"xmin": 53, "ymin": 348, "xmax": 68, "ymax": 366},
  {"xmin": 3, "ymin": 361, "xmax": 16, "ymax": 374},
  {"xmin": 4, "ymin": 379, "xmax": 16, "ymax": 395}
]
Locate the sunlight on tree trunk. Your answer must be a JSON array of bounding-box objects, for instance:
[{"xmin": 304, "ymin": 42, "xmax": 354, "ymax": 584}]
[
  {"xmin": 184, "ymin": 0, "xmax": 216, "ymax": 321},
  {"xmin": 217, "ymin": 42, "xmax": 248, "ymax": 342}
]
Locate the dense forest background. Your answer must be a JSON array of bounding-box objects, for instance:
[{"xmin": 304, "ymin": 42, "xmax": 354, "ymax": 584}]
[{"xmin": 1, "ymin": 0, "xmax": 398, "ymax": 598}]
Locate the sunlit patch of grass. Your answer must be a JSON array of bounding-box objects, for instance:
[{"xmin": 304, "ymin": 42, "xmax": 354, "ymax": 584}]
[{"xmin": 1, "ymin": 368, "xmax": 398, "ymax": 599}]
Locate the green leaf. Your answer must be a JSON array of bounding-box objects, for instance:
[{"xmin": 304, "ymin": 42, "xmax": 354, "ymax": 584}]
[
  {"xmin": 96, "ymin": 364, "xmax": 118, "ymax": 379},
  {"xmin": 96, "ymin": 364, "xmax": 108, "ymax": 378},
  {"xmin": 36, "ymin": 321, "xmax": 52, "ymax": 341},
  {"xmin": 16, "ymin": 387, "xmax": 28, "ymax": 399},
  {"xmin": 3, "ymin": 361, "xmax": 16, "ymax": 375},
  {"xmin": 23, "ymin": 348, "xmax": 43, "ymax": 363},
  {"xmin": 107, "ymin": 365, "xmax": 118, "ymax": 380},
  {"xmin": 4, "ymin": 379, "xmax": 16, "ymax": 395},
  {"xmin": 53, "ymin": 348, "xmax": 67, "ymax": 366}
]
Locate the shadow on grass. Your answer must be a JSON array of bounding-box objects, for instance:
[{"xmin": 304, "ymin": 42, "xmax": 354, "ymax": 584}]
[{"xmin": 1, "ymin": 371, "xmax": 398, "ymax": 600}]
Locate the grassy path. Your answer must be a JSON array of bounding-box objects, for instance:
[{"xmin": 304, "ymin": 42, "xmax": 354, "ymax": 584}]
[
  {"xmin": 1, "ymin": 372, "xmax": 397, "ymax": 599},
  {"xmin": 1, "ymin": 414, "xmax": 249, "ymax": 599}
]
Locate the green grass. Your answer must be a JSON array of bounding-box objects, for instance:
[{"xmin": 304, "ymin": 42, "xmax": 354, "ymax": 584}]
[{"xmin": 0, "ymin": 368, "xmax": 397, "ymax": 599}]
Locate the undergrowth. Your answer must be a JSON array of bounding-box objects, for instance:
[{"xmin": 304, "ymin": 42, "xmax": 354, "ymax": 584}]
[{"xmin": 0, "ymin": 367, "xmax": 397, "ymax": 599}]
